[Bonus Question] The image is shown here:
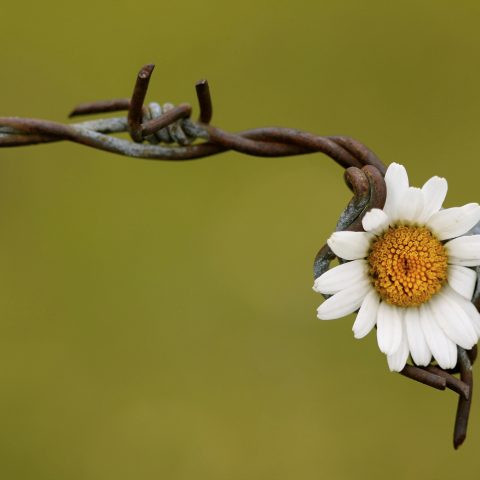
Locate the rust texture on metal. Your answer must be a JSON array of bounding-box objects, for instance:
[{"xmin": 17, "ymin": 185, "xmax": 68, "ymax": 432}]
[
  {"xmin": 0, "ymin": 64, "xmax": 477, "ymax": 449},
  {"xmin": 0, "ymin": 64, "xmax": 384, "ymax": 173}
]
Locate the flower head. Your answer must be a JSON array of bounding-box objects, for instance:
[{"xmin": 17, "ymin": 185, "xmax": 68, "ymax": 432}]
[{"xmin": 313, "ymin": 163, "xmax": 480, "ymax": 371}]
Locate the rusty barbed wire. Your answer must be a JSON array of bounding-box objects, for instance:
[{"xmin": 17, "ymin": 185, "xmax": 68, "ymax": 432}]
[
  {"xmin": 0, "ymin": 63, "xmax": 386, "ymax": 174},
  {"xmin": 0, "ymin": 63, "xmax": 477, "ymax": 449}
]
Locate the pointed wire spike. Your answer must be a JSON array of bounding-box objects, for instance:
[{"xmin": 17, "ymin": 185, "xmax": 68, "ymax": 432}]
[
  {"xmin": 139, "ymin": 64, "xmax": 155, "ymax": 78},
  {"xmin": 195, "ymin": 79, "xmax": 213, "ymax": 124},
  {"xmin": 128, "ymin": 64, "xmax": 156, "ymax": 142}
]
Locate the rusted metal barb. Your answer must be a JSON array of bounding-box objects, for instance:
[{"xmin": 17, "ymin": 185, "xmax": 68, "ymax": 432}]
[
  {"xmin": 454, "ymin": 348, "xmax": 474, "ymax": 449},
  {"xmin": 425, "ymin": 366, "xmax": 470, "ymax": 400},
  {"xmin": 195, "ymin": 79, "xmax": 213, "ymax": 124},
  {"xmin": 128, "ymin": 63, "xmax": 155, "ymax": 142},
  {"xmin": 69, "ymin": 99, "xmax": 130, "ymax": 117},
  {"xmin": 400, "ymin": 365, "xmax": 447, "ymax": 391}
]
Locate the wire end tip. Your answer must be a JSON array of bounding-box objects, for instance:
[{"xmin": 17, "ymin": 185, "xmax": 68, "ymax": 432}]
[
  {"xmin": 454, "ymin": 433, "xmax": 466, "ymax": 450},
  {"xmin": 195, "ymin": 79, "xmax": 209, "ymax": 88},
  {"xmin": 139, "ymin": 64, "xmax": 155, "ymax": 79}
]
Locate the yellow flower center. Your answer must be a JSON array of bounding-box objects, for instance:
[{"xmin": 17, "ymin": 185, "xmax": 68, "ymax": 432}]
[{"xmin": 367, "ymin": 226, "xmax": 448, "ymax": 307}]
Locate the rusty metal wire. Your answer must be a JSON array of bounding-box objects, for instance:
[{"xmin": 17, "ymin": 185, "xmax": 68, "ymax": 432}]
[
  {"xmin": 0, "ymin": 63, "xmax": 477, "ymax": 449},
  {"xmin": 0, "ymin": 64, "xmax": 386, "ymax": 174}
]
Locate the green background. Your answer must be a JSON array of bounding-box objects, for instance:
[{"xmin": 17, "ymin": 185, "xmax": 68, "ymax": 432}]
[{"xmin": 1, "ymin": 1, "xmax": 479, "ymax": 478}]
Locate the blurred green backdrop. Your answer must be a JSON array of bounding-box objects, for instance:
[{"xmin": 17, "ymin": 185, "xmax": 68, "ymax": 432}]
[{"xmin": 1, "ymin": 0, "xmax": 480, "ymax": 478}]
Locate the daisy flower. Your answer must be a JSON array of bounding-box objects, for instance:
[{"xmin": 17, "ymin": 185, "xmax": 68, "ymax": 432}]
[{"xmin": 313, "ymin": 163, "xmax": 480, "ymax": 372}]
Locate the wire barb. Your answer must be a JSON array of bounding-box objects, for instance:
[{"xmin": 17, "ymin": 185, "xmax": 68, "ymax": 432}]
[
  {"xmin": 128, "ymin": 63, "xmax": 155, "ymax": 142},
  {"xmin": 195, "ymin": 79, "xmax": 213, "ymax": 124}
]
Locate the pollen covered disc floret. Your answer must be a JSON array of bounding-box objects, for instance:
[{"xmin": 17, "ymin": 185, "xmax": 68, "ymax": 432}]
[
  {"xmin": 313, "ymin": 162, "xmax": 480, "ymax": 372},
  {"xmin": 368, "ymin": 226, "xmax": 448, "ymax": 307}
]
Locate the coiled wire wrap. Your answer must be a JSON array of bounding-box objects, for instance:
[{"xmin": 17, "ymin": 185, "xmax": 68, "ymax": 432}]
[{"xmin": 143, "ymin": 102, "xmax": 196, "ymax": 146}]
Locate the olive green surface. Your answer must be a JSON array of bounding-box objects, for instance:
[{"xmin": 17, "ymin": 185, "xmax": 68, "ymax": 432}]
[{"xmin": 1, "ymin": 1, "xmax": 479, "ymax": 479}]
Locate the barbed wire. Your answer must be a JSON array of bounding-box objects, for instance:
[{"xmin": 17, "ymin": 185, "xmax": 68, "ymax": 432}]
[
  {"xmin": 0, "ymin": 64, "xmax": 386, "ymax": 173},
  {"xmin": 0, "ymin": 63, "xmax": 476, "ymax": 449}
]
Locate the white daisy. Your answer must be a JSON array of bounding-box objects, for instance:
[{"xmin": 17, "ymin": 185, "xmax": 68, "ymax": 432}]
[{"xmin": 313, "ymin": 163, "xmax": 480, "ymax": 372}]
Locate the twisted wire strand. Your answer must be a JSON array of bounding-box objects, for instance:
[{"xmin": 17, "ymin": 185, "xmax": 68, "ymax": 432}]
[
  {"xmin": 0, "ymin": 63, "xmax": 386, "ymax": 175},
  {"xmin": 0, "ymin": 116, "xmax": 384, "ymax": 170}
]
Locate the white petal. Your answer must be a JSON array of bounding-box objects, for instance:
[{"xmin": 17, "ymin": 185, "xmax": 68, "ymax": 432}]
[
  {"xmin": 430, "ymin": 289, "xmax": 477, "ymax": 349},
  {"xmin": 395, "ymin": 187, "xmax": 424, "ymax": 224},
  {"xmin": 352, "ymin": 289, "xmax": 380, "ymax": 339},
  {"xmin": 443, "ymin": 286, "xmax": 480, "ymax": 337},
  {"xmin": 362, "ymin": 208, "xmax": 390, "ymax": 235},
  {"xmin": 447, "ymin": 265, "xmax": 477, "ymax": 300},
  {"xmin": 376, "ymin": 302, "xmax": 403, "ymax": 355},
  {"xmin": 460, "ymin": 301, "xmax": 480, "ymax": 337},
  {"xmin": 417, "ymin": 176, "xmax": 448, "ymax": 223},
  {"xmin": 405, "ymin": 307, "xmax": 432, "ymax": 366},
  {"xmin": 382, "ymin": 163, "xmax": 409, "ymax": 220},
  {"xmin": 442, "ymin": 285, "xmax": 480, "ymax": 335},
  {"xmin": 317, "ymin": 280, "xmax": 372, "ymax": 320},
  {"xmin": 313, "ymin": 260, "xmax": 368, "ymax": 295},
  {"xmin": 387, "ymin": 320, "xmax": 409, "ymax": 372},
  {"xmin": 446, "ymin": 235, "xmax": 480, "ymax": 266},
  {"xmin": 420, "ymin": 303, "xmax": 457, "ymax": 369},
  {"xmin": 327, "ymin": 231, "xmax": 374, "ymax": 261},
  {"xmin": 427, "ymin": 203, "xmax": 480, "ymax": 240}
]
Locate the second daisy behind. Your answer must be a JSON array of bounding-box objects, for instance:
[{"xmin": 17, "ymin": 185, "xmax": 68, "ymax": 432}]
[{"xmin": 313, "ymin": 163, "xmax": 480, "ymax": 372}]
